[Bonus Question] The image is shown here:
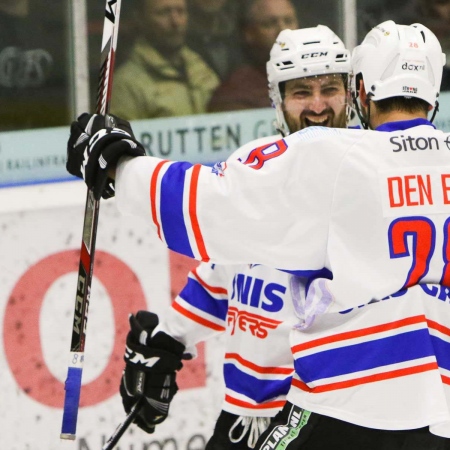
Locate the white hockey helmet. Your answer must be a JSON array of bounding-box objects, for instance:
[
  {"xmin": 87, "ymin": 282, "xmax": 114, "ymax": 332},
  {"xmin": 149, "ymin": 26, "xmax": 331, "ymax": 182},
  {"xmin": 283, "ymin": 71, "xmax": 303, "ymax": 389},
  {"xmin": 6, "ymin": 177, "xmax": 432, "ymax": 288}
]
[
  {"xmin": 351, "ymin": 20, "xmax": 445, "ymax": 107},
  {"xmin": 267, "ymin": 25, "xmax": 351, "ymax": 135}
]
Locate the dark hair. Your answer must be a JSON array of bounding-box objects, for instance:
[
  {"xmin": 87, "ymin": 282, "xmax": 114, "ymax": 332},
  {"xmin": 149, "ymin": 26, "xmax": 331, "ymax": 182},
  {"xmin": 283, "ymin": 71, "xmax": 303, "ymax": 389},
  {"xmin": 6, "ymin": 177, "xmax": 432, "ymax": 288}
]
[
  {"xmin": 239, "ymin": 0, "xmax": 263, "ymax": 26},
  {"xmin": 373, "ymin": 96, "xmax": 430, "ymax": 115},
  {"xmin": 238, "ymin": 0, "xmax": 295, "ymax": 27}
]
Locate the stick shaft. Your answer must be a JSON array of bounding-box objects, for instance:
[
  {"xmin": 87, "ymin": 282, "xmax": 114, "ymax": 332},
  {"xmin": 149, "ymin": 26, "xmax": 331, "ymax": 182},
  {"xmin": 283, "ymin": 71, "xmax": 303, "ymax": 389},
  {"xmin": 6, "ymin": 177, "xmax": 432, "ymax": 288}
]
[
  {"xmin": 60, "ymin": 0, "xmax": 123, "ymax": 440},
  {"xmin": 102, "ymin": 398, "xmax": 145, "ymax": 450},
  {"xmin": 102, "ymin": 371, "xmax": 146, "ymax": 450}
]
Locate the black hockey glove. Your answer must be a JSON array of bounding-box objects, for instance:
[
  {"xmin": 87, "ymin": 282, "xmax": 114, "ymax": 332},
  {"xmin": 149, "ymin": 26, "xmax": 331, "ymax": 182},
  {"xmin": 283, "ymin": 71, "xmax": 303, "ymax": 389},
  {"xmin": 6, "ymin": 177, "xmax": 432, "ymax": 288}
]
[
  {"xmin": 66, "ymin": 113, "xmax": 146, "ymax": 200},
  {"xmin": 120, "ymin": 311, "xmax": 185, "ymax": 434}
]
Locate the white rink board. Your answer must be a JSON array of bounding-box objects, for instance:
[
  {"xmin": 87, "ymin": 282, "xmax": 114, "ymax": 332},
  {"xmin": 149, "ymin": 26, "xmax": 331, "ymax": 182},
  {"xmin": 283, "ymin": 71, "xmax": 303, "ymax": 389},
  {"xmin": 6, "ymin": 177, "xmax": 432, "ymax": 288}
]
[{"xmin": 0, "ymin": 181, "xmax": 225, "ymax": 450}]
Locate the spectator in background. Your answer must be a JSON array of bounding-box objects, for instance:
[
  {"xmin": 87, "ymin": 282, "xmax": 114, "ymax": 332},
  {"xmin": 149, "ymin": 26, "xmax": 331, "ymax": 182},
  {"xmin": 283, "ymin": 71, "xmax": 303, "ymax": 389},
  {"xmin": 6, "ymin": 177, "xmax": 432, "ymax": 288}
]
[
  {"xmin": 207, "ymin": 0, "xmax": 298, "ymax": 112},
  {"xmin": 111, "ymin": 0, "xmax": 220, "ymax": 120},
  {"xmin": 0, "ymin": 0, "xmax": 67, "ymax": 131},
  {"xmin": 186, "ymin": 0, "xmax": 241, "ymax": 81}
]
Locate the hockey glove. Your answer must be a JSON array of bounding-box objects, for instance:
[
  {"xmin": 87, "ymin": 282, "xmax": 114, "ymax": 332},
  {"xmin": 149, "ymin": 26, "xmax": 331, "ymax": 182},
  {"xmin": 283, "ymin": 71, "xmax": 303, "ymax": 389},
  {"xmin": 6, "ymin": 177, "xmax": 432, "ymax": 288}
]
[
  {"xmin": 66, "ymin": 113, "xmax": 146, "ymax": 200},
  {"xmin": 120, "ymin": 311, "xmax": 185, "ymax": 434}
]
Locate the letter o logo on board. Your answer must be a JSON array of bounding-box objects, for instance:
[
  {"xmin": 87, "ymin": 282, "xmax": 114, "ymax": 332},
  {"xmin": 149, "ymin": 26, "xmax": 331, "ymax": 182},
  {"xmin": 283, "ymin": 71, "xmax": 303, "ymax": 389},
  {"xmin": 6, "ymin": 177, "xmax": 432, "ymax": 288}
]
[{"xmin": 3, "ymin": 250, "xmax": 147, "ymax": 408}]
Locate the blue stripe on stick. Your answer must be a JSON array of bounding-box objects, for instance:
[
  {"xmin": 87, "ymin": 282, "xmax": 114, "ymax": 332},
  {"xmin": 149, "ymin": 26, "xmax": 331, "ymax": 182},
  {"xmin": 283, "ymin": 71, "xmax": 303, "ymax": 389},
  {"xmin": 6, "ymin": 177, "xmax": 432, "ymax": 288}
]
[{"xmin": 61, "ymin": 367, "xmax": 83, "ymax": 436}]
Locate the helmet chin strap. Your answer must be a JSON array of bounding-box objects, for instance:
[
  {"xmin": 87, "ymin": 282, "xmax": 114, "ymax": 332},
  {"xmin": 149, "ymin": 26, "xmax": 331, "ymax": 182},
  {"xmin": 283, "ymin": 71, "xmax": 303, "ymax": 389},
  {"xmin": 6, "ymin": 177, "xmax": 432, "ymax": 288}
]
[
  {"xmin": 352, "ymin": 91, "xmax": 372, "ymax": 130},
  {"xmin": 429, "ymin": 101, "xmax": 440, "ymax": 123},
  {"xmin": 274, "ymin": 119, "xmax": 288, "ymax": 138},
  {"xmin": 276, "ymin": 103, "xmax": 290, "ymax": 137},
  {"xmin": 277, "ymin": 126, "xmax": 288, "ymax": 137},
  {"xmin": 353, "ymin": 94, "xmax": 440, "ymax": 129}
]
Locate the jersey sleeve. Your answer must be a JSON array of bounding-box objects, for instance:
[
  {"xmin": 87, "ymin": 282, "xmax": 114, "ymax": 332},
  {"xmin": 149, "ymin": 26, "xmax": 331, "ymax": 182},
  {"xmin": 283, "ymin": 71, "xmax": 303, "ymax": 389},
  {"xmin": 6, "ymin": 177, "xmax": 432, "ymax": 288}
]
[
  {"xmin": 115, "ymin": 127, "xmax": 349, "ymax": 271},
  {"xmin": 156, "ymin": 262, "xmax": 230, "ymax": 355}
]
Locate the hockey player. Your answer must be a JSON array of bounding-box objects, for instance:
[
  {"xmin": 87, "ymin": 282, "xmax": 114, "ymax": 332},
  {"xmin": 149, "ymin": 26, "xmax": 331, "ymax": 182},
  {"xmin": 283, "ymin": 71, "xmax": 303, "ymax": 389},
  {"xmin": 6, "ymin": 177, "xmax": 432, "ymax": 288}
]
[
  {"xmin": 66, "ymin": 20, "xmax": 450, "ymax": 449},
  {"xmin": 69, "ymin": 25, "xmax": 351, "ymax": 449},
  {"xmin": 144, "ymin": 26, "xmax": 351, "ymax": 450}
]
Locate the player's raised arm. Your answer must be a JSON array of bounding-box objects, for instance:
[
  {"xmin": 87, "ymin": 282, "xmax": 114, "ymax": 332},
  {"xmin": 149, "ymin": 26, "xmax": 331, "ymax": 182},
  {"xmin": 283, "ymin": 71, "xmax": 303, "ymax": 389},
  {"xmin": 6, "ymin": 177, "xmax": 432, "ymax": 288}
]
[{"xmin": 66, "ymin": 117, "xmax": 346, "ymax": 270}]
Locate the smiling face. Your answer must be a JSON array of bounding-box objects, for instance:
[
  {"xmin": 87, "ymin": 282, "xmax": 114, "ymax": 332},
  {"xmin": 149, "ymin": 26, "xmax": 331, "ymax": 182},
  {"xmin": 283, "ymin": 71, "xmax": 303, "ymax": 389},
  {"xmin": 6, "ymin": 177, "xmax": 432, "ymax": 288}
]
[{"xmin": 282, "ymin": 74, "xmax": 348, "ymax": 131}]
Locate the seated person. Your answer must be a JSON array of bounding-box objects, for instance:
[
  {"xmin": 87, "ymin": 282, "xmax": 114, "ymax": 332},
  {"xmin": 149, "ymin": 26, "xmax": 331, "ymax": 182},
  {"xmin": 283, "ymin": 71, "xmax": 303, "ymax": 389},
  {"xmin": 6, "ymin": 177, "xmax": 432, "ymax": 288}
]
[
  {"xmin": 186, "ymin": 0, "xmax": 241, "ymax": 81},
  {"xmin": 207, "ymin": 0, "xmax": 298, "ymax": 112},
  {"xmin": 111, "ymin": 0, "xmax": 220, "ymax": 120}
]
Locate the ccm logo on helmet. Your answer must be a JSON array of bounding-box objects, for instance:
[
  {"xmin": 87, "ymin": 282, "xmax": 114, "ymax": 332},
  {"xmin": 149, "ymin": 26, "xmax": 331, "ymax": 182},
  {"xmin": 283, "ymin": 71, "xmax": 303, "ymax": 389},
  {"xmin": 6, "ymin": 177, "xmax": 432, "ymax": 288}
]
[
  {"xmin": 402, "ymin": 62, "xmax": 425, "ymax": 71},
  {"xmin": 301, "ymin": 51, "xmax": 328, "ymax": 59}
]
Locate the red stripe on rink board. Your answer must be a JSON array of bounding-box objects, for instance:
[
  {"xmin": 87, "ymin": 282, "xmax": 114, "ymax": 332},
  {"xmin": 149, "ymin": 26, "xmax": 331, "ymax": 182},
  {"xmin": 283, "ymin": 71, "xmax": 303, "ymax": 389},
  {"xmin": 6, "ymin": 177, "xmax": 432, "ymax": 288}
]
[
  {"xmin": 172, "ymin": 301, "xmax": 226, "ymax": 331},
  {"xmin": 225, "ymin": 352, "xmax": 294, "ymax": 375},
  {"xmin": 150, "ymin": 160, "xmax": 169, "ymax": 240},
  {"xmin": 225, "ymin": 394, "xmax": 286, "ymax": 410},
  {"xmin": 291, "ymin": 361, "xmax": 439, "ymax": 393},
  {"xmin": 292, "ymin": 315, "xmax": 426, "ymax": 353},
  {"xmin": 189, "ymin": 165, "xmax": 210, "ymax": 262},
  {"xmin": 192, "ymin": 267, "xmax": 227, "ymax": 295}
]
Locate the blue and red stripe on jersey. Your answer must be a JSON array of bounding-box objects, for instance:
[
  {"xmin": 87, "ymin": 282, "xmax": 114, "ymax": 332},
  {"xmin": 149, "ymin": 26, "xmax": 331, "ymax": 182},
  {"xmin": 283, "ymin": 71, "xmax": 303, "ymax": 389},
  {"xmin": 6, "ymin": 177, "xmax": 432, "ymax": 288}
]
[
  {"xmin": 223, "ymin": 352, "xmax": 293, "ymax": 407},
  {"xmin": 150, "ymin": 161, "xmax": 210, "ymax": 260},
  {"xmin": 291, "ymin": 314, "xmax": 444, "ymax": 392},
  {"xmin": 176, "ymin": 270, "xmax": 229, "ymax": 323}
]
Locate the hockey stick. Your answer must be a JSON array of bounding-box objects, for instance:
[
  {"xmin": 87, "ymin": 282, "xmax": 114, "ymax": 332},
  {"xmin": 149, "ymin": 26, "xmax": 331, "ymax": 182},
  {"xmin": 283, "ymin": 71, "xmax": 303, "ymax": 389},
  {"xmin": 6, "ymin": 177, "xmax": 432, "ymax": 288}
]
[
  {"xmin": 60, "ymin": 0, "xmax": 123, "ymax": 440},
  {"xmin": 102, "ymin": 398, "xmax": 144, "ymax": 450},
  {"xmin": 101, "ymin": 372, "xmax": 146, "ymax": 450}
]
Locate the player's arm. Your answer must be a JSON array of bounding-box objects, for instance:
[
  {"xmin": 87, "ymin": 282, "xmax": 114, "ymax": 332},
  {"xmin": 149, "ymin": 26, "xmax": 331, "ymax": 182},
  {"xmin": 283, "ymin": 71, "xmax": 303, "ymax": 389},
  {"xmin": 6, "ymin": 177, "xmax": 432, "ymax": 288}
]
[
  {"xmin": 66, "ymin": 113, "xmax": 336, "ymax": 270},
  {"xmin": 155, "ymin": 261, "xmax": 230, "ymax": 358},
  {"xmin": 114, "ymin": 149, "xmax": 327, "ymax": 269}
]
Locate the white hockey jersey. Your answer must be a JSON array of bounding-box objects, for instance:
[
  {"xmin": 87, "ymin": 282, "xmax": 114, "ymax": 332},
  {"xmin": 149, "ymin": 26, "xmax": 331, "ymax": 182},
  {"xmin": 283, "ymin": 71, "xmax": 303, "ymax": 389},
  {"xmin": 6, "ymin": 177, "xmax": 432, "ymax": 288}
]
[
  {"xmin": 115, "ymin": 118, "xmax": 450, "ymax": 436},
  {"xmin": 158, "ymin": 262, "xmax": 297, "ymax": 417},
  {"xmin": 155, "ymin": 134, "xmax": 296, "ymax": 418}
]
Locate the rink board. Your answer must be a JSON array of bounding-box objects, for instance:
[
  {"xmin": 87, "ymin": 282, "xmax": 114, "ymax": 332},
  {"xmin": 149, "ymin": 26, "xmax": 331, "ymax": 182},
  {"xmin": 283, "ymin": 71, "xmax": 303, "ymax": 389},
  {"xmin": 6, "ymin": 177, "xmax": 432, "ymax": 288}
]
[{"xmin": 0, "ymin": 182, "xmax": 225, "ymax": 450}]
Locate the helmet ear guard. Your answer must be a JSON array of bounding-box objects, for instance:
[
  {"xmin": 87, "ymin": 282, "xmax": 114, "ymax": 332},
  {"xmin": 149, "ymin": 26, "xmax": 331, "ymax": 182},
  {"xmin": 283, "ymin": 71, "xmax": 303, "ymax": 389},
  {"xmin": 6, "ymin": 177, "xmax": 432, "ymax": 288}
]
[
  {"xmin": 267, "ymin": 25, "xmax": 351, "ymax": 135},
  {"xmin": 351, "ymin": 20, "xmax": 445, "ymax": 127}
]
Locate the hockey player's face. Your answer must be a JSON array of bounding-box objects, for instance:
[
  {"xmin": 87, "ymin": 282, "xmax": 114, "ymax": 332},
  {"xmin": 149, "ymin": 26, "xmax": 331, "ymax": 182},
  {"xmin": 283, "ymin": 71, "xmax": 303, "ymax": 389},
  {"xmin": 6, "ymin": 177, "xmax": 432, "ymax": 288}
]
[{"xmin": 282, "ymin": 74, "xmax": 347, "ymax": 131}]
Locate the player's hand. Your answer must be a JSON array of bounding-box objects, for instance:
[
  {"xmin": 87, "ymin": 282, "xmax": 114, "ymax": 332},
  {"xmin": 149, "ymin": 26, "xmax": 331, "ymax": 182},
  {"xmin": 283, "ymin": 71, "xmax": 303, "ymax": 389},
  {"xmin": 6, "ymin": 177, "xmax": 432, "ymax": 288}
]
[
  {"xmin": 66, "ymin": 113, "xmax": 146, "ymax": 200},
  {"xmin": 120, "ymin": 311, "xmax": 185, "ymax": 434}
]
